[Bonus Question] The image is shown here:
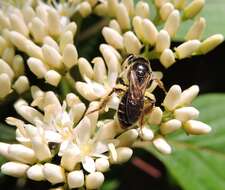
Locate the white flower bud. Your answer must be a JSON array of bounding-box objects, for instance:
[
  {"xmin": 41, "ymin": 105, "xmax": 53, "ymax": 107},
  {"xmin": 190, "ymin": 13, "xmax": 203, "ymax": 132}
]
[
  {"xmin": 42, "ymin": 45, "xmax": 63, "ymax": 69},
  {"xmin": 0, "ymin": 11, "xmax": 11, "ymax": 29},
  {"xmin": 68, "ymin": 170, "xmax": 84, "ymax": 189},
  {"xmin": 164, "ymin": 10, "xmax": 180, "ymax": 37},
  {"xmin": 160, "ymin": 119, "xmax": 182, "ymax": 134},
  {"xmin": 92, "ymin": 57, "xmax": 107, "ymax": 83},
  {"xmin": 199, "ymin": 34, "xmax": 224, "ymax": 54},
  {"xmin": 66, "ymin": 93, "xmax": 81, "ymax": 107},
  {"xmin": 69, "ymin": 103, "xmax": 86, "ymax": 124},
  {"xmin": 95, "ymin": 158, "xmax": 110, "ymax": 172},
  {"xmin": 177, "ymin": 85, "xmax": 199, "ymax": 106},
  {"xmin": 142, "ymin": 19, "xmax": 158, "ymax": 45},
  {"xmin": 153, "ymin": 136, "xmax": 172, "ymax": 154},
  {"xmin": 163, "ymin": 85, "xmax": 182, "ymax": 111},
  {"xmin": 184, "ymin": 120, "xmax": 211, "ymax": 135},
  {"xmin": 43, "ymin": 163, "xmax": 65, "ymax": 184},
  {"xmin": 117, "ymin": 129, "xmax": 138, "ymax": 147},
  {"xmin": 175, "ymin": 40, "xmax": 201, "ymax": 59},
  {"xmin": 183, "ymin": 0, "xmax": 205, "ymax": 19},
  {"xmin": 154, "ymin": 0, "xmax": 169, "ymax": 7},
  {"xmin": 116, "ymin": 3, "xmax": 131, "ymax": 30},
  {"xmin": 2, "ymin": 47, "xmax": 15, "ymax": 65},
  {"xmin": 45, "ymin": 70, "xmax": 61, "ymax": 86},
  {"xmin": 61, "ymin": 144, "xmax": 81, "ymax": 171},
  {"xmin": 27, "ymin": 57, "xmax": 48, "ymax": 78},
  {"xmin": 0, "ymin": 36, "xmax": 8, "ymax": 56},
  {"xmin": 132, "ymin": 16, "xmax": 145, "ymax": 41},
  {"xmin": 13, "ymin": 76, "xmax": 29, "ymax": 94},
  {"xmin": 109, "ymin": 20, "xmax": 122, "ymax": 34},
  {"xmin": 60, "ymin": 31, "xmax": 73, "ymax": 52},
  {"xmin": 12, "ymin": 55, "xmax": 24, "ymax": 77},
  {"xmin": 108, "ymin": 0, "xmax": 119, "ymax": 17},
  {"xmin": 110, "ymin": 147, "xmax": 133, "ymax": 164},
  {"xmin": 47, "ymin": 8, "xmax": 61, "ymax": 36},
  {"xmin": 156, "ymin": 30, "xmax": 170, "ymax": 52},
  {"xmin": 0, "ymin": 142, "xmax": 11, "ymax": 159},
  {"xmin": 160, "ymin": 48, "xmax": 175, "ymax": 68},
  {"xmin": 27, "ymin": 164, "xmax": 45, "ymax": 181},
  {"xmin": 44, "ymin": 91, "xmax": 61, "ymax": 108},
  {"xmin": 174, "ymin": 107, "xmax": 199, "ymax": 122},
  {"xmin": 123, "ymin": 31, "xmax": 142, "ymax": 55},
  {"xmin": 160, "ymin": 3, "xmax": 175, "ymax": 21},
  {"xmin": 102, "ymin": 27, "xmax": 124, "ymax": 50},
  {"xmin": 185, "ymin": 17, "xmax": 206, "ymax": 40},
  {"xmin": 1, "ymin": 162, "xmax": 29, "ymax": 177},
  {"xmin": 30, "ymin": 17, "xmax": 47, "ymax": 43},
  {"xmin": 78, "ymin": 57, "xmax": 94, "ymax": 79},
  {"xmin": 22, "ymin": 6, "xmax": 35, "ymax": 24},
  {"xmin": 10, "ymin": 14, "xmax": 29, "ymax": 37},
  {"xmin": 148, "ymin": 107, "xmax": 163, "ymax": 125},
  {"xmin": 122, "ymin": 0, "xmax": 134, "ymax": 16},
  {"xmin": 78, "ymin": 1, "xmax": 92, "ymax": 17},
  {"xmin": 44, "ymin": 36, "xmax": 60, "ymax": 52},
  {"xmin": 0, "ymin": 59, "xmax": 14, "ymax": 80},
  {"xmin": 0, "ymin": 73, "xmax": 11, "ymax": 99},
  {"xmin": 63, "ymin": 44, "xmax": 78, "ymax": 69},
  {"xmin": 139, "ymin": 127, "xmax": 154, "ymax": 141},
  {"xmin": 9, "ymin": 31, "xmax": 28, "ymax": 52},
  {"xmin": 173, "ymin": 0, "xmax": 186, "ymax": 9},
  {"xmin": 76, "ymin": 82, "xmax": 99, "ymax": 101},
  {"xmin": 135, "ymin": 1, "xmax": 150, "ymax": 18},
  {"xmin": 26, "ymin": 40, "xmax": 44, "ymax": 60},
  {"xmin": 86, "ymin": 172, "xmax": 104, "ymax": 189},
  {"xmin": 94, "ymin": 1, "xmax": 108, "ymax": 16},
  {"xmin": 65, "ymin": 22, "xmax": 77, "ymax": 36}
]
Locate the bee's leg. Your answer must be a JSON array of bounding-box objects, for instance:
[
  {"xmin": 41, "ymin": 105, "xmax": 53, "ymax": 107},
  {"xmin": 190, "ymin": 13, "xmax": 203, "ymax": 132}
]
[
  {"xmin": 139, "ymin": 92, "xmax": 156, "ymax": 137},
  {"xmin": 152, "ymin": 78, "xmax": 167, "ymax": 94},
  {"xmin": 85, "ymin": 84, "xmax": 127, "ymax": 115}
]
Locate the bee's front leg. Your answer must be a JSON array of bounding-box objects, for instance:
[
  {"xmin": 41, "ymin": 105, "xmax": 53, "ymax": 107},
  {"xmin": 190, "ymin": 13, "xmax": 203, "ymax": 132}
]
[
  {"xmin": 85, "ymin": 84, "xmax": 127, "ymax": 115},
  {"xmin": 152, "ymin": 77, "xmax": 167, "ymax": 94}
]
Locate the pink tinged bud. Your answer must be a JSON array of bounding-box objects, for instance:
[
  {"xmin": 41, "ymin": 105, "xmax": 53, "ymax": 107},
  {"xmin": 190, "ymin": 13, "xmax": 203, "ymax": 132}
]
[
  {"xmin": 42, "ymin": 45, "xmax": 63, "ymax": 69},
  {"xmin": 184, "ymin": 120, "xmax": 211, "ymax": 135},
  {"xmin": 86, "ymin": 172, "xmax": 104, "ymax": 189},
  {"xmin": 13, "ymin": 76, "xmax": 29, "ymax": 94},
  {"xmin": 135, "ymin": 1, "xmax": 150, "ymax": 18},
  {"xmin": 164, "ymin": 10, "xmax": 180, "ymax": 37},
  {"xmin": 68, "ymin": 170, "xmax": 84, "ymax": 189},
  {"xmin": 27, "ymin": 164, "xmax": 45, "ymax": 181},
  {"xmin": 43, "ymin": 163, "xmax": 66, "ymax": 184},
  {"xmin": 30, "ymin": 17, "xmax": 47, "ymax": 43},
  {"xmin": 183, "ymin": 0, "xmax": 205, "ymax": 19},
  {"xmin": 174, "ymin": 107, "xmax": 199, "ymax": 122},
  {"xmin": 102, "ymin": 27, "xmax": 124, "ymax": 50},
  {"xmin": 142, "ymin": 19, "xmax": 158, "ymax": 45},
  {"xmin": 63, "ymin": 44, "xmax": 78, "ymax": 69},
  {"xmin": 78, "ymin": 1, "xmax": 92, "ymax": 17},
  {"xmin": 175, "ymin": 40, "xmax": 201, "ymax": 59},
  {"xmin": 123, "ymin": 31, "xmax": 142, "ymax": 55},
  {"xmin": 47, "ymin": 8, "xmax": 61, "ymax": 36},
  {"xmin": 153, "ymin": 136, "xmax": 172, "ymax": 154},
  {"xmin": 0, "ymin": 73, "xmax": 12, "ymax": 99},
  {"xmin": 27, "ymin": 57, "xmax": 48, "ymax": 78},
  {"xmin": 163, "ymin": 85, "xmax": 182, "ymax": 111},
  {"xmin": 160, "ymin": 48, "xmax": 175, "ymax": 68},
  {"xmin": 132, "ymin": 16, "xmax": 145, "ymax": 41},
  {"xmin": 160, "ymin": 3, "xmax": 175, "ymax": 21},
  {"xmin": 148, "ymin": 107, "xmax": 163, "ymax": 125},
  {"xmin": 185, "ymin": 17, "xmax": 206, "ymax": 40},
  {"xmin": 78, "ymin": 57, "xmax": 94, "ymax": 79},
  {"xmin": 156, "ymin": 30, "xmax": 170, "ymax": 52},
  {"xmin": 160, "ymin": 119, "xmax": 182, "ymax": 134},
  {"xmin": 1, "ymin": 162, "xmax": 29, "ymax": 177},
  {"xmin": 9, "ymin": 14, "xmax": 29, "ymax": 37},
  {"xmin": 199, "ymin": 34, "xmax": 224, "ymax": 54},
  {"xmin": 177, "ymin": 85, "xmax": 199, "ymax": 106},
  {"xmin": 116, "ymin": 3, "xmax": 131, "ymax": 30},
  {"xmin": 45, "ymin": 70, "xmax": 61, "ymax": 86}
]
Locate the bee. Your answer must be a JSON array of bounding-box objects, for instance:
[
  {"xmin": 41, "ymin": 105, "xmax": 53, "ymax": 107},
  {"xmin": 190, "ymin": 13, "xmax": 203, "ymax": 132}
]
[{"xmin": 87, "ymin": 55, "xmax": 166, "ymax": 129}]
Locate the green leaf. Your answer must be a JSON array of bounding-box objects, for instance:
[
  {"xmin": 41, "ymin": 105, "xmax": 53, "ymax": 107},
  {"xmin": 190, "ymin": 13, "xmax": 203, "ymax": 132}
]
[
  {"xmin": 148, "ymin": 94, "xmax": 225, "ymax": 190},
  {"xmin": 176, "ymin": 0, "xmax": 225, "ymax": 41},
  {"xmin": 0, "ymin": 124, "xmax": 15, "ymax": 143}
]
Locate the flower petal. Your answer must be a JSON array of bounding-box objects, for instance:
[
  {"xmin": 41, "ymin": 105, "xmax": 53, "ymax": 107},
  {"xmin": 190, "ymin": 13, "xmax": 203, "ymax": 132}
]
[{"xmin": 82, "ymin": 156, "xmax": 96, "ymax": 173}]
